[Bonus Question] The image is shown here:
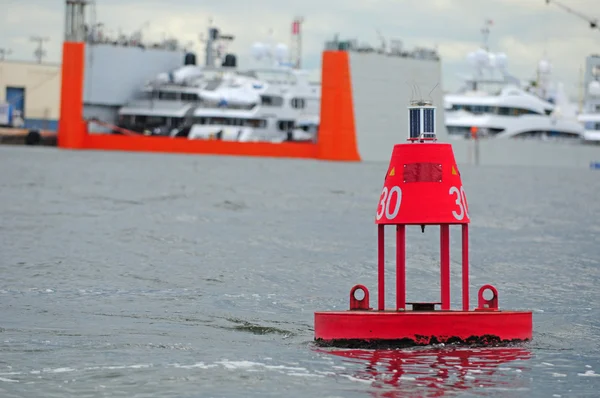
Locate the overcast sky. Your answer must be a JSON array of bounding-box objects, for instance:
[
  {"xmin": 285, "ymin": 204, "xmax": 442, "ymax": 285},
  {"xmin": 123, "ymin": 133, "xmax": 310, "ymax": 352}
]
[{"xmin": 1, "ymin": 0, "xmax": 599, "ymax": 98}]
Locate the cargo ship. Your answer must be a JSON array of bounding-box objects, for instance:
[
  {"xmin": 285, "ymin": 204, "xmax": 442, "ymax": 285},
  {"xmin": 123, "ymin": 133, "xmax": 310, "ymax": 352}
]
[
  {"xmin": 85, "ymin": 20, "xmax": 442, "ymax": 146},
  {"xmin": 59, "ymin": 1, "xmax": 598, "ymax": 167}
]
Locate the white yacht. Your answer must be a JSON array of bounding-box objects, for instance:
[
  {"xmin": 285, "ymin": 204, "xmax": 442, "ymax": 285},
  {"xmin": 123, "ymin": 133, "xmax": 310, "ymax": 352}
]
[
  {"xmin": 171, "ymin": 65, "xmax": 320, "ymax": 143},
  {"xmin": 116, "ymin": 24, "xmax": 321, "ymax": 143},
  {"xmin": 443, "ymin": 22, "xmax": 584, "ymax": 141},
  {"xmin": 578, "ymin": 56, "xmax": 600, "ymax": 145},
  {"xmin": 444, "ymin": 82, "xmax": 584, "ymax": 140}
]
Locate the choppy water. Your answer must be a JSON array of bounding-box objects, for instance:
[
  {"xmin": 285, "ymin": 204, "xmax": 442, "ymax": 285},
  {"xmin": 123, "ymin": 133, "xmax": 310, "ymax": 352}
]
[{"xmin": 1, "ymin": 146, "xmax": 599, "ymax": 397}]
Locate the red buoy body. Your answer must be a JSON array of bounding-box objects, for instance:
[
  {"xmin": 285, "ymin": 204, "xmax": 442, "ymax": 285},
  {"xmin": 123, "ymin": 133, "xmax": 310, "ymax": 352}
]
[
  {"xmin": 314, "ymin": 100, "xmax": 533, "ymax": 347},
  {"xmin": 376, "ymin": 142, "xmax": 468, "ymax": 225}
]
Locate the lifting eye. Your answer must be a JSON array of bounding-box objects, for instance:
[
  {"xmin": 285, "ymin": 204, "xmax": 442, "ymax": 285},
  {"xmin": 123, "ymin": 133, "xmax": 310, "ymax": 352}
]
[{"xmin": 349, "ymin": 285, "xmax": 371, "ymax": 310}]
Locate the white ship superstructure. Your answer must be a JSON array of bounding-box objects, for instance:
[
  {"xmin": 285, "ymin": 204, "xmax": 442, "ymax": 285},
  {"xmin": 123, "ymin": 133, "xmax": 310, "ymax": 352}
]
[
  {"xmin": 443, "ymin": 21, "xmax": 584, "ymax": 141},
  {"xmin": 116, "ymin": 22, "xmax": 321, "ymax": 142}
]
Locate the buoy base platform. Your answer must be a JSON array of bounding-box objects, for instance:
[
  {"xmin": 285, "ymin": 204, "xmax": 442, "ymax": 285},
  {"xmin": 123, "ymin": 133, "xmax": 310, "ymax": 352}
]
[{"xmin": 314, "ymin": 285, "xmax": 533, "ymax": 349}]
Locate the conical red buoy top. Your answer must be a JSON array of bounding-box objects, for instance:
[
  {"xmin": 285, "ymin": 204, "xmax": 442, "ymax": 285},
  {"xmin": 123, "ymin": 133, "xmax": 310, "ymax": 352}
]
[{"xmin": 375, "ymin": 101, "xmax": 470, "ymax": 225}]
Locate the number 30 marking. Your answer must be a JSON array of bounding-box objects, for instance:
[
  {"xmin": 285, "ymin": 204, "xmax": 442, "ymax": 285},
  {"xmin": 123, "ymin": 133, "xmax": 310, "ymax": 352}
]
[
  {"xmin": 449, "ymin": 185, "xmax": 469, "ymax": 221},
  {"xmin": 376, "ymin": 185, "xmax": 402, "ymax": 221}
]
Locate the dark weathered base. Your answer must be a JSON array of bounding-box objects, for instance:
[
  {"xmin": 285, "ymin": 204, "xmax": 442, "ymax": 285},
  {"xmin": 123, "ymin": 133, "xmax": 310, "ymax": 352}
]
[{"xmin": 314, "ymin": 336, "xmax": 531, "ymax": 350}]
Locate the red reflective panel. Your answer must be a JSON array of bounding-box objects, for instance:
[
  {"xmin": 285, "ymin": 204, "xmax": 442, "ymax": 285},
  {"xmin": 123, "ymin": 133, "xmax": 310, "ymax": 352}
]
[{"xmin": 403, "ymin": 162, "xmax": 442, "ymax": 183}]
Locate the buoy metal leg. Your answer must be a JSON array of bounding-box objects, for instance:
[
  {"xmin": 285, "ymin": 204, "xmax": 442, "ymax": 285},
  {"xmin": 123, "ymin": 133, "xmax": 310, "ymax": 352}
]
[
  {"xmin": 462, "ymin": 224, "xmax": 469, "ymax": 311},
  {"xmin": 378, "ymin": 224, "xmax": 385, "ymax": 311},
  {"xmin": 440, "ymin": 224, "xmax": 450, "ymax": 310},
  {"xmin": 396, "ymin": 224, "xmax": 406, "ymax": 310}
]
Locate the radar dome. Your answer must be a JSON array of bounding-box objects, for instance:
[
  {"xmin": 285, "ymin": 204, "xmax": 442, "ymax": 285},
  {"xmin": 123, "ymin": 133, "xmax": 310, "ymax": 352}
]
[
  {"xmin": 274, "ymin": 43, "xmax": 289, "ymax": 62},
  {"xmin": 474, "ymin": 48, "xmax": 488, "ymax": 67},
  {"xmin": 487, "ymin": 52, "xmax": 496, "ymax": 68},
  {"xmin": 466, "ymin": 51, "xmax": 477, "ymax": 67},
  {"xmin": 251, "ymin": 42, "xmax": 267, "ymax": 60},
  {"xmin": 538, "ymin": 59, "xmax": 552, "ymax": 74},
  {"xmin": 589, "ymin": 80, "xmax": 600, "ymax": 97},
  {"xmin": 495, "ymin": 52, "xmax": 508, "ymax": 69}
]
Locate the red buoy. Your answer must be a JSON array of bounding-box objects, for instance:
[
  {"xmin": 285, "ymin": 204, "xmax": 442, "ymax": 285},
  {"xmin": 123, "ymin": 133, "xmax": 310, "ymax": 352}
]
[{"xmin": 314, "ymin": 100, "xmax": 533, "ymax": 347}]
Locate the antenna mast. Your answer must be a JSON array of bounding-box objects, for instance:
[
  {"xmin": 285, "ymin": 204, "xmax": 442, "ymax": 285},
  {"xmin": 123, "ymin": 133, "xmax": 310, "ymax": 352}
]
[
  {"xmin": 201, "ymin": 18, "xmax": 234, "ymax": 67},
  {"xmin": 481, "ymin": 19, "xmax": 493, "ymax": 51},
  {"xmin": 376, "ymin": 29, "xmax": 387, "ymax": 54},
  {"xmin": 64, "ymin": 0, "xmax": 89, "ymax": 42},
  {"xmin": 30, "ymin": 36, "xmax": 50, "ymax": 63},
  {"xmin": 291, "ymin": 16, "xmax": 304, "ymax": 69}
]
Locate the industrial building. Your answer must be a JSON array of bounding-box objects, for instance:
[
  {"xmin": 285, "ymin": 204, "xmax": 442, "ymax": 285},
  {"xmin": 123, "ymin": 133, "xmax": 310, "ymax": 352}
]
[{"xmin": 0, "ymin": 60, "xmax": 61, "ymax": 130}]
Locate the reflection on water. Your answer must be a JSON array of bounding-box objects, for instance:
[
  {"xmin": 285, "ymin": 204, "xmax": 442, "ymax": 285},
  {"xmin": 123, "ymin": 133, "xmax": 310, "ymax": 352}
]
[{"xmin": 317, "ymin": 346, "xmax": 532, "ymax": 396}]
